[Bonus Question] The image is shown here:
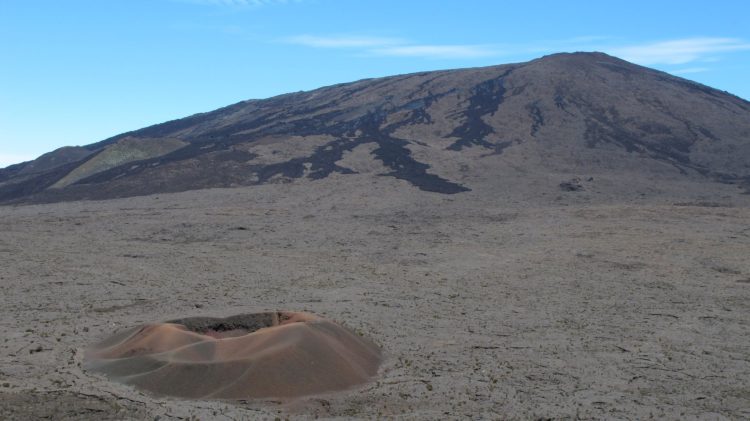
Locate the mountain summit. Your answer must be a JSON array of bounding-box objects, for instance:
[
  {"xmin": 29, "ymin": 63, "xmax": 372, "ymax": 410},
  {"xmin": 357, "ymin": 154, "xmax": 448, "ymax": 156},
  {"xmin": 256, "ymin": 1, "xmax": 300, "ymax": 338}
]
[{"xmin": 2, "ymin": 52, "xmax": 749, "ymax": 203}]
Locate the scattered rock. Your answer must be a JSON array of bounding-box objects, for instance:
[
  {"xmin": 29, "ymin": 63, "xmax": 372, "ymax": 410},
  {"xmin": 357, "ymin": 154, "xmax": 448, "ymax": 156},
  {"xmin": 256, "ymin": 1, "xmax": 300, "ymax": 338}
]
[{"xmin": 559, "ymin": 178, "xmax": 584, "ymax": 192}]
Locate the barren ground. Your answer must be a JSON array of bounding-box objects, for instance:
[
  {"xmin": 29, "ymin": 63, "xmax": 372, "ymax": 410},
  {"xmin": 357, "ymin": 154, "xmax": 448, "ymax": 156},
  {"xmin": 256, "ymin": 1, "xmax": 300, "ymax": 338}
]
[{"xmin": 1, "ymin": 175, "xmax": 749, "ymax": 420}]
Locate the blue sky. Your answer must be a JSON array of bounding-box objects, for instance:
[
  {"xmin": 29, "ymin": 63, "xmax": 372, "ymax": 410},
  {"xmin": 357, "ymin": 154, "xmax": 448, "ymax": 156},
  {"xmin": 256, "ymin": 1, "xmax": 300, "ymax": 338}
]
[{"xmin": 1, "ymin": 0, "xmax": 749, "ymax": 167}]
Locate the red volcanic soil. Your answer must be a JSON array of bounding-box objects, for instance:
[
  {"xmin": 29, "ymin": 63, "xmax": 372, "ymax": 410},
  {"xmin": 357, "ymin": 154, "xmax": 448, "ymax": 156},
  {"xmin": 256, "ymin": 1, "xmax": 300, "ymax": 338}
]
[{"xmin": 84, "ymin": 312, "xmax": 382, "ymax": 400}]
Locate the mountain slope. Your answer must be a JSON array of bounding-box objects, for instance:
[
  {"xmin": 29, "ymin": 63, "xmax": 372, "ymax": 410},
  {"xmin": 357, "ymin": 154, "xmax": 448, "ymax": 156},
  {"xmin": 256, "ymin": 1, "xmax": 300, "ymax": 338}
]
[{"xmin": 2, "ymin": 52, "xmax": 749, "ymax": 204}]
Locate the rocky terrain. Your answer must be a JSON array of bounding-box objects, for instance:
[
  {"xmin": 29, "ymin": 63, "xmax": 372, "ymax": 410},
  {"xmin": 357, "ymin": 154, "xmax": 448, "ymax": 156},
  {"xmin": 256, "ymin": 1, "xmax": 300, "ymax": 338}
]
[
  {"xmin": 1, "ymin": 179, "xmax": 749, "ymax": 419},
  {"xmin": 1, "ymin": 53, "xmax": 749, "ymax": 419}
]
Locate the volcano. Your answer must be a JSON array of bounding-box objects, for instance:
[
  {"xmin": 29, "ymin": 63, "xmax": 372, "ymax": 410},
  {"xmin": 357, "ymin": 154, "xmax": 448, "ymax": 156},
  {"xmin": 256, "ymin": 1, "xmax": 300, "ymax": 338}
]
[
  {"xmin": 2, "ymin": 52, "xmax": 749, "ymax": 204},
  {"xmin": 84, "ymin": 312, "xmax": 382, "ymax": 399}
]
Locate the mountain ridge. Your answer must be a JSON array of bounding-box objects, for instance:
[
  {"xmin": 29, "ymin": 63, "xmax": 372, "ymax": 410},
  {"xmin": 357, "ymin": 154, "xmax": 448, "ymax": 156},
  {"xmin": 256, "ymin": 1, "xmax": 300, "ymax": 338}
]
[{"xmin": 2, "ymin": 52, "xmax": 749, "ymax": 204}]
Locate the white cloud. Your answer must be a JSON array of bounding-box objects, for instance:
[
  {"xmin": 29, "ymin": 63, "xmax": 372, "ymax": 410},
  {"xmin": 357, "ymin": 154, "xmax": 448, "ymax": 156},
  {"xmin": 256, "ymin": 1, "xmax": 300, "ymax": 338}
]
[
  {"xmin": 284, "ymin": 34, "xmax": 499, "ymax": 59},
  {"xmin": 0, "ymin": 153, "xmax": 36, "ymax": 168},
  {"xmin": 672, "ymin": 67, "xmax": 710, "ymax": 75},
  {"xmin": 371, "ymin": 44, "xmax": 497, "ymax": 59},
  {"xmin": 284, "ymin": 33, "xmax": 750, "ymax": 64},
  {"xmin": 608, "ymin": 37, "xmax": 750, "ymax": 65},
  {"xmin": 173, "ymin": 0, "xmax": 295, "ymax": 7},
  {"xmin": 284, "ymin": 35, "xmax": 404, "ymax": 48}
]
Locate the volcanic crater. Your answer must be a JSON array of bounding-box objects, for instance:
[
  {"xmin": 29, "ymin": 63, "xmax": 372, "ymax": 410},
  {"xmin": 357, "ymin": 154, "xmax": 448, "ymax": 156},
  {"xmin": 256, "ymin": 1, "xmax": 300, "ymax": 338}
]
[{"xmin": 84, "ymin": 312, "xmax": 382, "ymax": 400}]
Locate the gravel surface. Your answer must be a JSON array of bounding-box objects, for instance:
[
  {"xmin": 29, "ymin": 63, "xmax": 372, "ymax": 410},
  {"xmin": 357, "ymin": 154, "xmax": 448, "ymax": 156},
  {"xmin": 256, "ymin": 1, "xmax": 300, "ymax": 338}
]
[{"xmin": 1, "ymin": 176, "xmax": 749, "ymax": 419}]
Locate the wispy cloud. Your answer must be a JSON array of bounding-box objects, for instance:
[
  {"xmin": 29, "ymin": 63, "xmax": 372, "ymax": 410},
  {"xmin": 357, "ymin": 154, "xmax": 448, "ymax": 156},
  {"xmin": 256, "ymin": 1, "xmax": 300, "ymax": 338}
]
[
  {"xmin": 284, "ymin": 34, "xmax": 500, "ymax": 59},
  {"xmin": 607, "ymin": 37, "xmax": 750, "ymax": 65},
  {"xmin": 284, "ymin": 35, "xmax": 404, "ymax": 48},
  {"xmin": 173, "ymin": 0, "xmax": 296, "ymax": 8},
  {"xmin": 371, "ymin": 45, "xmax": 497, "ymax": 59},
  {"xmin": 671, "ymin": 67, "xmax": 711, "ymax": 75},
  {"xmin": 284, "ymin": 33, "xmax": 750, "ymax": 66}
]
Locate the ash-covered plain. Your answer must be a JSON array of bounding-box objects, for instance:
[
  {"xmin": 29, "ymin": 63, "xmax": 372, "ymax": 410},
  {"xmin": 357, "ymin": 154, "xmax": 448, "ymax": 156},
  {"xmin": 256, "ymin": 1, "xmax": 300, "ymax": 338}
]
[{"xmin": 1, "ymin": 52, "xmax": 750, "ymax": 419}]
